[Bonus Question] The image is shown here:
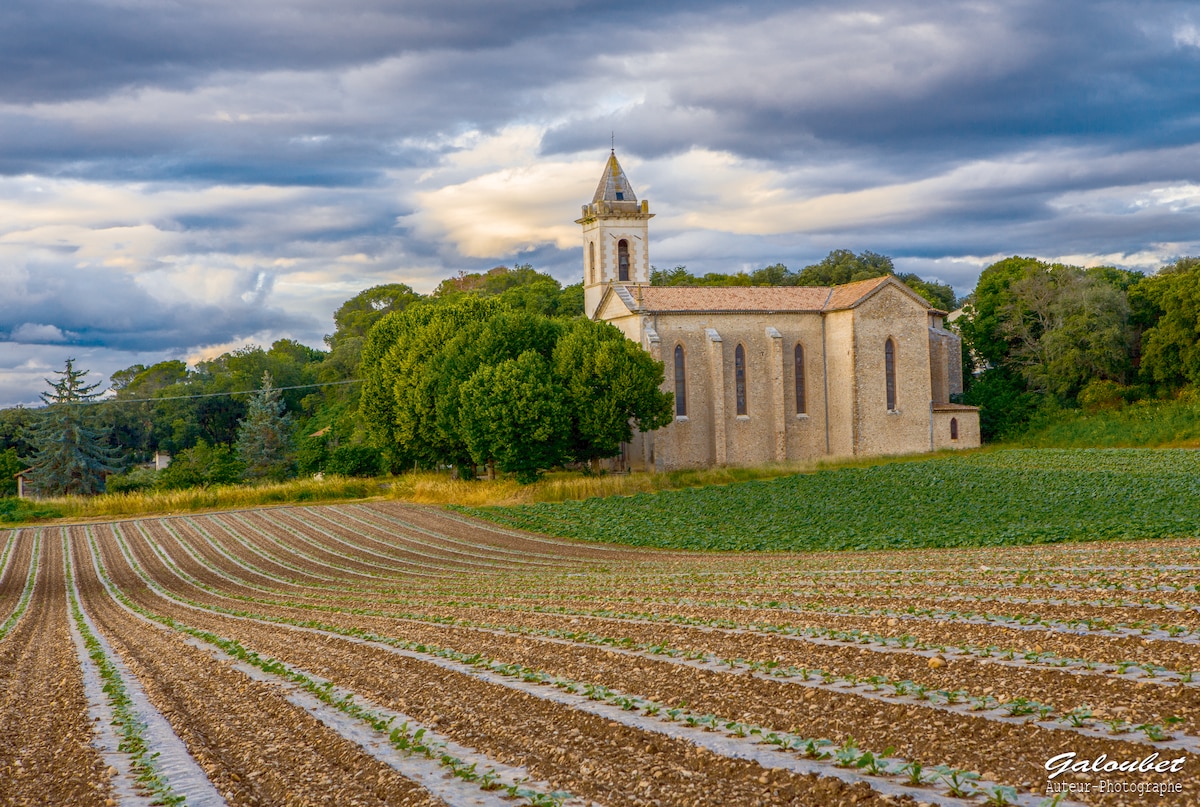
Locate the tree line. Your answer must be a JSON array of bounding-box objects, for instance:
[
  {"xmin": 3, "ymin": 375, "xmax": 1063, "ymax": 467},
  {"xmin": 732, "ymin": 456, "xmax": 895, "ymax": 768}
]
[
  {"xmin": 957, "ymin": 256, "xmax": 1200, "ymax": 439},
  {"xmin": 6, "ymin": 249, "xmax": 1200, "ymax": 496}
]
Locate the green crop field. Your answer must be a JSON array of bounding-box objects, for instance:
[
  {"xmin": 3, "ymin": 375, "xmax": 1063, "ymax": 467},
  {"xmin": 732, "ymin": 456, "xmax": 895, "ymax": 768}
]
[{"xmin": 459, "ymin": 448, "xmax": 1200, "ymax": 551}]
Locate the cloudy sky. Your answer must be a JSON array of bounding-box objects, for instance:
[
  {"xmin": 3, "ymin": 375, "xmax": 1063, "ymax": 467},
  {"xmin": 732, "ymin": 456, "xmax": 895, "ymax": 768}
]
[{"xmin": 3, "ymin": 0, "xmax": 1200, "ymax": 406}]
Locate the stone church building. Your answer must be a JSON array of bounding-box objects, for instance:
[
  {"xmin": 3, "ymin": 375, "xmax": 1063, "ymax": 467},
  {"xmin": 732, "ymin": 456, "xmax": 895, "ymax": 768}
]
[{"xmin": 579, "ymin": 152, "xmax": 981, "ymax": 471}]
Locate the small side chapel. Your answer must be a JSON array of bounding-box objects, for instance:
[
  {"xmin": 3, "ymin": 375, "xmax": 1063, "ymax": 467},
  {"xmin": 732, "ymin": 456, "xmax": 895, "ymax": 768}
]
[{"xmin": 579, "ymin": 152, "xmax": 981, "ymax": 471}]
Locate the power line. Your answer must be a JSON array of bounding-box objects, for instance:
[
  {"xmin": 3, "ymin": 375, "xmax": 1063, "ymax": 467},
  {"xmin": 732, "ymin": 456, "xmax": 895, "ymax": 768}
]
[{"xmin": 7, "ymin": 378, "xmax": 363, "ymax": 409}]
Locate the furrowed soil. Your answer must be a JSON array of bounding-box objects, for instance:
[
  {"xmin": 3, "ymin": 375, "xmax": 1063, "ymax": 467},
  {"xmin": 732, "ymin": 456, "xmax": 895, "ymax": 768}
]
[{"xmin": 2, "ymin": 500, "xmax": 1197, "ymax": 806}]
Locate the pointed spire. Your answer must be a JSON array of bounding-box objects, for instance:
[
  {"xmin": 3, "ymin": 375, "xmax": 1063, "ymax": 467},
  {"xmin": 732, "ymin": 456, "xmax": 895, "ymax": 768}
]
[{"xmin": 591, "ymin": 151, "xmax": 638, "ymax": 205}]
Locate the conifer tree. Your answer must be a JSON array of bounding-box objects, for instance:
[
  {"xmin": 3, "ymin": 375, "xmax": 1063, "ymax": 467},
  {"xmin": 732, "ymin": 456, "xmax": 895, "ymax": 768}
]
[
  {"xmin": 236, "ymin": 371, "xmax": 295, "ymax": 481},
  {"xmin": 28, "ymin": 358, "xmax": 122, "ymax": 496}
]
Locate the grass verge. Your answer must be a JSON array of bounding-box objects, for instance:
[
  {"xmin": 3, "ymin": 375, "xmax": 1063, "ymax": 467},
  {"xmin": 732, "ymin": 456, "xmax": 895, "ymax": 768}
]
[{"xmin": 2, "ymin": 454, "xmax": 917, "ymax": 526}]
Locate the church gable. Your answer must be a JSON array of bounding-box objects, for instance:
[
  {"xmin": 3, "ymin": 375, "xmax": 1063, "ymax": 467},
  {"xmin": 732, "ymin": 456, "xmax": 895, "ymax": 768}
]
[
  {"xmin": 836, "ymin": 275, "xmax": 940, "ymax": 314},
  {"xmin": 593, "ymin": 286, "xmax": 637, "ymax": 321}
]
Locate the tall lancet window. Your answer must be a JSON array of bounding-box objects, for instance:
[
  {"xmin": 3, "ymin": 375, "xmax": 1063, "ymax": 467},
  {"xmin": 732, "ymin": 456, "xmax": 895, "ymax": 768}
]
[
  {"xmin": 618, "ymin": 239, "xmax": 630, "ymax": 281},
  {"xmin": 794, "ymin": 343, "xmax": 807, "ymax": 415},
  {"xmin": 589, "ymin": 242, "xmax": 596, "ymax": 284},
  {"xmin": 674, "ymin": 345, "xmax": 687, "ymax": 417},
  {"xmin": 950, "ymin": 417, "xmax": 959, "ymax": 440},
  {"xmin": 735, "ymin": 344, "xmax": 748, "ymax": 416},
  {"xmin": 885, "ymin": 338, "xmax": 897, "ymax": 411}
]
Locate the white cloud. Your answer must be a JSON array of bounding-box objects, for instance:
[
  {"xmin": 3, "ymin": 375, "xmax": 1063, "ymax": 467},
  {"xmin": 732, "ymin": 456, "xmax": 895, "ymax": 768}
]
[
  {"xmin": 408, "ymin": 127, "xmax": 599, "ymax": 257},
  {"xmin": 8, "ymin": 323, "xmax": 69, "ymax": 343},
  {"xmin": 1174, "ymin": 23, "xmax": 1200, "ymax": 49}
]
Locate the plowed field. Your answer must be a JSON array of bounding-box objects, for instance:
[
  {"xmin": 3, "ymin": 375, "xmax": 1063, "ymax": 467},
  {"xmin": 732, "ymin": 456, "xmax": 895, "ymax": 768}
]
[{"xmin": 1, "ymin": 501, "xmax": 1197, "ymax": 806}]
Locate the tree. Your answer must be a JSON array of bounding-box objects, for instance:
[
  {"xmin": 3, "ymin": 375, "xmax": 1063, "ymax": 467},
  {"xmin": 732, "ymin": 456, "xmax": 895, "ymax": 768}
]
[
  {"xmin": 236, "ymin": 372, "xmax": 295, "ymax": 481},
  {"xmin": 895, "ymin": 273, "xmax": 956, "ymax": 312},
  {"xmin": 361, "ymin": 301, "xmax": 673, "ymax": 482},
  {"xmin": 1132, "ymin": 258, "xmax": 1200, "ymax": 389},
  {"xmin": 750, "ymin": 263, "xmax": 796, "ymax": 286},
  {"xmin": 327, "ymin": 284, "xmax": 423, "ymax": 350},
  {"xmin": 157, "ymin": 441, "xmax": 243, "ymax": 489},
  {"xmin": 795, "ymin": 249, "xmax": 894, "ymax": 286},
  {"xmin": 0, "ymin": 448, "xmax": 22, "ymax": 497},
  {"xmin": 27, "ymin": 359, "xmax": 123, "ymax": 496},
  {"xmin": 0, "ymin": 406, "xmax": 39, "ymax": 458},
  {"xmin": 995, "ymin": 264, "xmax": 1131, "ymax": 400},
  {"xmin": 553, "ymin": 318, "xmax": 674, "ymax": 466},
  {"xmin": 361, "ymin": 296, "xmax": 505, "ymax": 471},
  {"xmin": 104, "ymin": 359, "xmax": 189, "ymax": 461},
  {"xmin": 957, "ymin": 257, "xmax": 1138, "ymax": 437},
  {"xmin": 459, "ymin": 351, "xmax": 570, "ymax": 483}
]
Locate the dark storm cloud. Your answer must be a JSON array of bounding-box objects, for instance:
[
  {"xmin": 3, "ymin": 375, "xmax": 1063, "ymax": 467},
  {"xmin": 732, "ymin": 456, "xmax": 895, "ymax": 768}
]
[
  {"xmin": 543, "ymin": 1, "xmax": 1200, "ymax": 165},
  {"xmin": 0, "ymin": 0, "xmax": 740, "ymax": 104},
  {"xmin": 0, "ymin": 259, "xmax": 316, "ymax": 353},
  {"xmin": 4, "ymin": 1, "xmax": 1200, "ymax": 406}
]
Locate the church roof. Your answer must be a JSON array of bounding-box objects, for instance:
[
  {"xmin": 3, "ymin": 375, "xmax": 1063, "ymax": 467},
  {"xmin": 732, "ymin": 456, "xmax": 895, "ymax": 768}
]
[
  {"xmin": 615, "ymin": 275, "xmax": 901, "ymax": 313},
  {"xmin": 592, "ymin": 151, "xmax": 639, "ymax": 204}
]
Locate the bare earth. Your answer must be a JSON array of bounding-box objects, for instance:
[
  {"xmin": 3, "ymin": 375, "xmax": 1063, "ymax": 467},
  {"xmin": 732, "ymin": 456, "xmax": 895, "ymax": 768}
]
[{"xmin": 1, "ymin": 501, "xmax": 1197, "ymax": 807}]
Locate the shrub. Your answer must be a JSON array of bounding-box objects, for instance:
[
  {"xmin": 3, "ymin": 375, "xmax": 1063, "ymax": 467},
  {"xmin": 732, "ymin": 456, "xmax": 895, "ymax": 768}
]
[
  {"xmin": 105, "ymin": 466, "xmax": 159, "ymax": 494},
  {"xmin": 0, "ymin": 497, "xmax": 63, "ymax": 524},
  {"xmin": 325, "ymin": 444, "xmax": 383, "ymax": 477},
  {"xmin": 1077, "ymin": 379, "xmax": 1128, "ymax": 413}
]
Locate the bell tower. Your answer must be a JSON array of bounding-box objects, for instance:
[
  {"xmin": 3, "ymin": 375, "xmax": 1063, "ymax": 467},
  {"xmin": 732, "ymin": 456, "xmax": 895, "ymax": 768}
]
[{"xmin": 578, "ymin": 151, "xmax": 653, "ymax": 319}]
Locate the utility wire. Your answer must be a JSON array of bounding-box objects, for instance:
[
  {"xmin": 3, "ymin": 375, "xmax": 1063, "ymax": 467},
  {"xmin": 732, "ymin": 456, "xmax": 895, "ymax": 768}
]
[{"xmin": 14, "ymin": 378, "xmax": 363, "ymax": 409}]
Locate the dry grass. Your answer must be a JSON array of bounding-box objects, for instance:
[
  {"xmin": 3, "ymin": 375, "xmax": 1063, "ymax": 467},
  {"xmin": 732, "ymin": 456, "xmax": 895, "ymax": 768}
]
[
  {"xmin": 25, "ymin": 476, "xmax": 382, "ymax": 524},
  {"xmin": 388, "ymin": 453, "xmax": 952, "ymax": 507},
  {"xmin": 4, "ymin": 448, "xmax": 986, "ymax": 526}
]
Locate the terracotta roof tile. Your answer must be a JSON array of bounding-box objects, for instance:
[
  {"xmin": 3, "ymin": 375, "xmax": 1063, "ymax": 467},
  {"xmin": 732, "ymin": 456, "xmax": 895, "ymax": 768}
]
[
  {"xmin": 619, "ymin": 274, "xmax": 904, "ymax": 313},
  {"xmin": 822, "ymin": 275, "xmax": 893, "ymax": 310}
]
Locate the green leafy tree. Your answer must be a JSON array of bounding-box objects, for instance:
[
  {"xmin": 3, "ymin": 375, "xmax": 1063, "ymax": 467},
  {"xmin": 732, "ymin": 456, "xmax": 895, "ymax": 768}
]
[
  {"xmin": 27, "ymin": 359, "xmax": 123, "ymax": 496},
  {"xmin": 459, "ymin": 351, "xmax": 570, "ymax": 483},
  {"xmin": 1132, "ymin": 258, "xmax": 1200, "ymax": 389},
  {"xmin": 157, "ymin": 441, "xmax": 243, "ymax": 489},
  {"xmin": 105, "ymin": 359, "xmax": 189, "ymax": 461},
  {"xmin": 0, "ymin": 447, "xmax": 22, "ymax": 497},
  {"xmin": 361, "ymin": 300, "xmax": 673, "ymax": 481},
  {"xmin": 957, "ymin": 257, "xmax": 1044, "ymax": 368},
  {"xmin": 795, "ymin": 249, "xmax": 894, "ymax": 286},
  {"xmin": 750, "ymin": 263, "xmax": 797, "ymax": 286},
  {"xmin": 650, "ymin": 265, "xmax": 695, "ymax": 286},
  {"xmin": 996, "ymin": 264, "xmax": 1131, "ymax": 400},
  {"xmin": 432, "ymin": 265, "xmax": 581, "ymax": 317},
  {"xmin": 328, "ymin": 284, "xmax": 423, "ymax": 350},
  {"xmin": 361, "ymin": 296, "xmax": 504, "ymax": 471},
  {"xmin": 431, "ymin": 309, "xmax": 565, "ymax": 474},
  {"xmin": 553, "ymin": 318, "xmax": 673, "ymax": 466},
  {"xmin": 236, "ymin": 372, "xmax": 295, "ymax": 481},
  {"xmin": 895, "ymin": 273, "xmax": 956, "ymax": 311},
  {"xmin": 0, "ymin": 406, "xmax": 38, "ymax": 458}
]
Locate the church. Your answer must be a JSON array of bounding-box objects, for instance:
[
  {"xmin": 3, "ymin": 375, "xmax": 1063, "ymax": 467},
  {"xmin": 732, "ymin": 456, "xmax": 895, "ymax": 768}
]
[{"xmin": 579, "ymin": 152, "xmax": 981, "ymax": 471}]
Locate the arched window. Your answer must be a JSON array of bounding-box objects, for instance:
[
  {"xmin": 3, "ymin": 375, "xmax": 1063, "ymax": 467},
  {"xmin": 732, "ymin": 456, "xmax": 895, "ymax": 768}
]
[
  {"xmin": 589, "ymin": 241, "xmax": 596, "ymax": 284},
  {"xmin": 950, "ymin": 417, "xmax": 959, "ymax": 440},
  {"xmin": 885, "ymin": 338, "xmax": 897, "ymax": 411},
  {"xmin": 794, "ymin": 343, "xmax": 806, "ymax": 415},
  {"xmin": 618, "ymin": 239, "xmax": 630, "ymax": 281},
  {"xmin": 735, "ymin": 344, "xmax": 747, "ymax": 416},
  {"xmin": 674, "ymin": 345, "xmax": 687, "ymax": 417}
]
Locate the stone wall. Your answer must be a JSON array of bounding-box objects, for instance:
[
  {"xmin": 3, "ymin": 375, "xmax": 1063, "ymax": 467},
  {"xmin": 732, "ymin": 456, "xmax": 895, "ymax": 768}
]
[
  {"xmin": 851, "ymin": 286, "xmax": 937, "ymax": 458},
  {"xmin": 599, "ymin": 282, "xmax": 980, "ymax": 472},
  {"xmin": 933, "ymin": 407, "xmax": 981, "ymax": 450}
]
